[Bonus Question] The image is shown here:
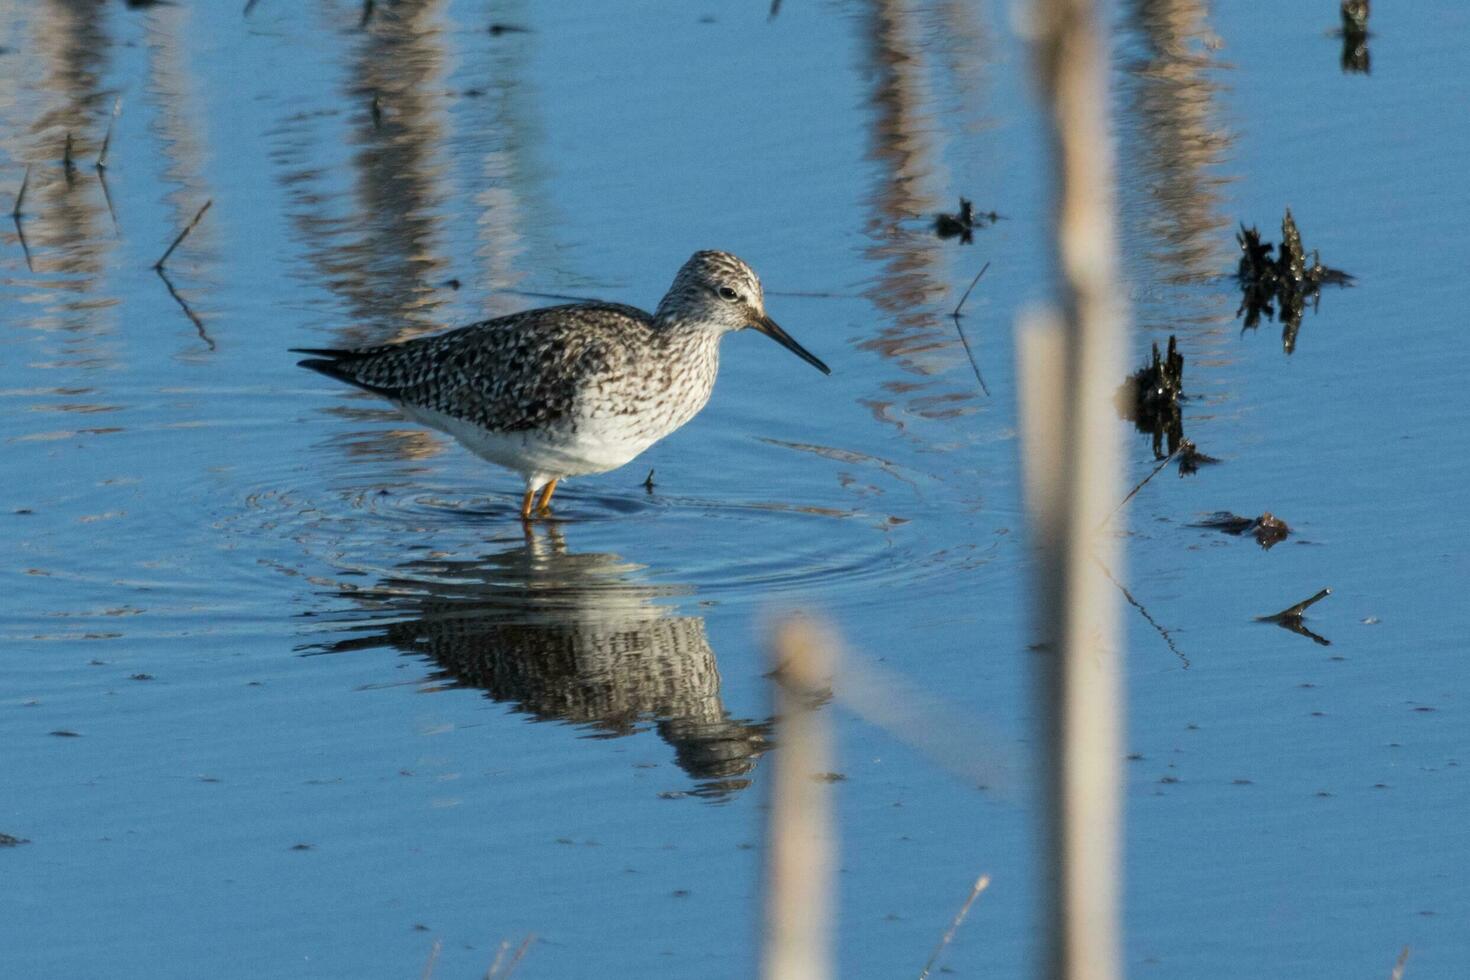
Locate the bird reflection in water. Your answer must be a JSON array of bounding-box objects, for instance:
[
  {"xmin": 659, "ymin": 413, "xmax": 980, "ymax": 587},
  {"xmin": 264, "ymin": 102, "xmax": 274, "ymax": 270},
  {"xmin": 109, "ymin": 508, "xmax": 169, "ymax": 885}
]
[{"xmin": 310, "ymin": 525, "xmax": 770, "ymax": 800}]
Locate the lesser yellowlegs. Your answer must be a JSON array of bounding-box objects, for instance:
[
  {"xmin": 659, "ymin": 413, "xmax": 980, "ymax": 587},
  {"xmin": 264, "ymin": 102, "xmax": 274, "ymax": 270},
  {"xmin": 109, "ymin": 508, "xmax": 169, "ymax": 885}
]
[{"xmin": 294, "ymin": 251, "xmax": 830, "ymax": 519}]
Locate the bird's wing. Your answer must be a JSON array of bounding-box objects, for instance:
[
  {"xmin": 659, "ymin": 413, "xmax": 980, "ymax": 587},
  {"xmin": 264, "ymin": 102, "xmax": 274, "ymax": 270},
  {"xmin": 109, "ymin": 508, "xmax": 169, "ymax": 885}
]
[{"xmin": 294, "ymin": 304, "xmax": 650, "ymax": 433}]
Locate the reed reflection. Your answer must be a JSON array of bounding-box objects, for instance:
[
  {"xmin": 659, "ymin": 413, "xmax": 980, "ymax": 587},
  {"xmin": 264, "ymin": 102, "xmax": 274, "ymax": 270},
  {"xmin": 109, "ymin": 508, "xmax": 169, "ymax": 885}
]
[
  {"xmin": 274, "ymin": 0, "xmax": 453, "ymax": 348},
  {"xmin": 1121, "ymin": 0, "xmax": 1236, "ymax": 289},
  {"xmin": 1, "ymin": 0, "xmax": 117, "ymax": 330},
  {"xmin": 314, "ymin": 525, "xmax": 771, "ymax": 800},
  {"xmin": 853, "ymin": 0, "xmax": 981, "ymax": 429}
]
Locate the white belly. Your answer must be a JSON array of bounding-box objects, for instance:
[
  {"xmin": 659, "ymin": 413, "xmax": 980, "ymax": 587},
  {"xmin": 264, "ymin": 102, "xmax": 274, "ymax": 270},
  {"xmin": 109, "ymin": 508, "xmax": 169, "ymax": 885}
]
[{"xmin": 400, "ymin": 404, "xmax": 662, "ymax": 487}]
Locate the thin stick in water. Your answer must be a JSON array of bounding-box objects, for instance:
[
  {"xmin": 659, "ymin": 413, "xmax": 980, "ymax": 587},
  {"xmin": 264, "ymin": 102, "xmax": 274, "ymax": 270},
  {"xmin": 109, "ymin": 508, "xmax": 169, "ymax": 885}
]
[
  {"xmin": 950, "ymin": 262, "xmax": 992, "ymax": 396},
  {"xmin": 1102, "ymin": 442, "xmax": 1182, "ymax": 528},
  {"xmin": 154, "ymin": 199, "xmax": 212, "ymax": 270},
  {"xmin": 243, "ymin": 0, "xmax": 262, "ymax": 15},
  {"xmin": 1256, "ymin": 587, "xmax": 1332, "ymax": 622},
  {"xmin": 360, "ymin": 0, "xmax": 375, "ymax": 28},
  {"xmin": 97, "ymin": 167, "xmax": 119, "ymax": 234},
  {"xmin": 14, "ymin": 215, "xmax": 34, "ymax": 273},
  {"xmin": 12, "ymin": 164, "xmax": 30, "ymax": 219},
  {"xmin": 96, "ymin": 98, "xmax": 121, "ymax": 169},
  {"xmin": 916, "ymin": 874, "xmax": 991, "ymax": 980},
  {"xmin": 952, "ymin": 261, "xmax": 991, "ymax": 317},
  {"xmin": 1094, "ymin": 556, "xmax": 1188, "ymax": 668},
  {"xmin": 156, "ymin": 267, "xmax": 216, "ymax": 351}
]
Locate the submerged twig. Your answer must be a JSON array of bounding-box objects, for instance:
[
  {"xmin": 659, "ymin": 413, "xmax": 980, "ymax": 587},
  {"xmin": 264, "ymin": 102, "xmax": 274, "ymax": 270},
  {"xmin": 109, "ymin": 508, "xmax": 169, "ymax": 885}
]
[
  {"xmin": 13, "ymin": 215, "xmax": 34, "ymax": 272},
  {"xmin": 642, "ymin": 469, "xmax": 656, "ymax": 493},
  {"xmin": 63, "ymin": 133, "xmax": 77, "ymax": 185},
  {"xmin": 1095, "ymin": 557, "xmax": 1189, "ymax": 668},
  {"xmin": 359, "ymin": 0, "xmax": 375, "ymax": 28},
  {"xmin": 156, "ymin": 267, "xmax": 216, "ymax": 350},
  {"xmin": 12, "ymin": 164, "xmax": 30, "ymax": 219},
  {"xmin": 96, "ymin": 98, "xmax": 121, "ymax": 169},
  {"xmin": 243, "ymin": 0, "xmax": 263, "ymax": 15},
  {"xmin": 12, "ymin": 166, "xmax": 33, "ymax": 272},
  {"xmin": 1103, "ymin": 442, "xmax": 1181, "ymax": 527},
  {"xmin": 950, "ymin": 261, "xmax": 991, "ymax": 396},
  {"xmin": 154, "ymin": 199, "xmax": 212, "ymax": 270},
  {"xmin": 97, "ymin": 168, "xmax": 119, "ymax": 234},
  {"xmin": 916, "ymin": 874, "xmax": 991, "ymax": 980},
  {"xmin": 952, "ymin": 261, "xmax": 990, "ymax": 318}
]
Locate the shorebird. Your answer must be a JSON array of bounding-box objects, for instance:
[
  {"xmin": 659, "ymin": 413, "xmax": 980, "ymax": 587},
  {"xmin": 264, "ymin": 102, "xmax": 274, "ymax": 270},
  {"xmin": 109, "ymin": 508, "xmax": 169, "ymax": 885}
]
[{"xmin": 294, "ymin": 251, "xmax": 830, "ymax": 519}]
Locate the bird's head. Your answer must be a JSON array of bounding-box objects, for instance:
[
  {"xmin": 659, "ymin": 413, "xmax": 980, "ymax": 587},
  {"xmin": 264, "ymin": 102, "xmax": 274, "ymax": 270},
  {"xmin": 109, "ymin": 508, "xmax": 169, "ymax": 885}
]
[{"xmin": 656, "ymin": 250, "xmax": 830, "ymax": 375}]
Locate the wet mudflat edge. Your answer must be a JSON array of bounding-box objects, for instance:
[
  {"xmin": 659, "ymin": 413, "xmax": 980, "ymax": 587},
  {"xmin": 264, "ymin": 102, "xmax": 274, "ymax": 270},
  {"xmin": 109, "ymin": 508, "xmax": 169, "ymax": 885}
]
[{"xmin": 1, "ymin": 2, "xmax": 1468, "ymax": 979}]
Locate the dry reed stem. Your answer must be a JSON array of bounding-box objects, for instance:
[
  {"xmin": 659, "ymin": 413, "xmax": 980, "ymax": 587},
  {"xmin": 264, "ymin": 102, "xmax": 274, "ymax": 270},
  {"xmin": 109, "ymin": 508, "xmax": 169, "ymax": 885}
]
[
  {"xmin": 420, "ymin": 939, "xmax": 442, "ymax": 980},
  {"xmin": 485, "ymin": 934, "xmax": 533, "ymax": 979},
  {"xmin": 1023, "ymin": 0, "xmax": 1129, "ymax": 974},
  {"xmin": 762, "ymin": 617, "xmax": 836, "ymax": 980},
  {"xmin": 833, "ymin": 651, "xmax": 1015, "ymax": 794},
  {"xmin": 1390, "ymin": 945, "xmax": 1410, "ymax": 980},
  {"xmin": 916, "ymin": 874, "xmax": 991, "ymax": 980}
]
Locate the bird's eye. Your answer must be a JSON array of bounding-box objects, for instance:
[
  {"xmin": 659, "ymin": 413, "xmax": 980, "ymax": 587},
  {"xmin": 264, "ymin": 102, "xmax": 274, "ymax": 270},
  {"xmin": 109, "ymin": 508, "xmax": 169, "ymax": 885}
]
[{"xmin": 717, "ymin": 286, "xmax": 739, "ymax": 301}]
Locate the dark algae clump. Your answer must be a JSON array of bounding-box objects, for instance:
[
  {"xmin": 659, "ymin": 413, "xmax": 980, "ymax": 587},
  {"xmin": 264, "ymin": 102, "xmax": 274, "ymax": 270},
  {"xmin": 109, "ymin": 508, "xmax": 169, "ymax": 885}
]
[
  {"xmin": 1117, "ymin": 335, "xmax": 1186, "ymax": 460},
  {"xmin": 933, "ymin": 197, "xmax": 999, "ymax": 244},
  {"xmin": 1339, "ymin": 1, "xmax": 1371, "ymax": 74},
  {"xmin": 1236, "ymin": 209, "xmax": 1353, "ymax": 354},
  {"xmin": 1192, "ymin": 511, "xmax": 1291, "ymax": 550}
]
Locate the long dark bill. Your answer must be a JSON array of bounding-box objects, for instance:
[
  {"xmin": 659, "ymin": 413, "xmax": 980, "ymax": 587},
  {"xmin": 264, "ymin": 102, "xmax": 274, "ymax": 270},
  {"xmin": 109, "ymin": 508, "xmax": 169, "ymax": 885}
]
[{"xmin": 752, "ymin": 314, "xmax": 831, "ymax": 375}]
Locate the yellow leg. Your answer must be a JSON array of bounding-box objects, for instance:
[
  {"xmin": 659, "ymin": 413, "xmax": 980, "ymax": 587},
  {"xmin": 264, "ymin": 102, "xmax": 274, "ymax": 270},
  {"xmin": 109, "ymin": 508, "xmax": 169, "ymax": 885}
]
[
  {"xmin": 519, "ymin": 488, "xmax": 536, "ymax": 520},
  {"xmin": 535, "ymin": 478, "xmax": 559, "ymax": 515}
]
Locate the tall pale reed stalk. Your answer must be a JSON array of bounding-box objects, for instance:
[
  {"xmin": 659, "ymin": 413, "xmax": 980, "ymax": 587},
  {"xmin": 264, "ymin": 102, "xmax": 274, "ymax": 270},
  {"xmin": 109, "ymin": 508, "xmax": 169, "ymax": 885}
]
[{"xmin": 1020, "ymin": 0, "xmax": 1129, "ymax": 978}]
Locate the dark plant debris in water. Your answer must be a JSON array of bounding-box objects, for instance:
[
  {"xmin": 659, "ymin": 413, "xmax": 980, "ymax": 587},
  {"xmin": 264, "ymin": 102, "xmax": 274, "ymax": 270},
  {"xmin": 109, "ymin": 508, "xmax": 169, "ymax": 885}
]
[
  {"xmin": 1177, "ymin": 440, "xmax": 1220, "ymax": 476},
  {"xmin": 1116, "ymin": 335, "xmax": 1188, "ymax": 461},
  {"xmin": 1, "ymin": 832, "xmax": 30, "ymax": 846},
  {"xmin": 1236, "ymin": 209, "xmax": 1353, "ymax": 354},
  {"xmin": 1192, "ymin": 511, "xmax": 1291, "ymax": 549},
  {"xmin": 933, "ymin": 197, "xmax": 1000, "ymax": 244},
  {"xmin": 1257, "ymin": 587, "xmax": 1333, "ymax": 646},
  {"xmin": 1339, "ymin": 1, "xmax": 1371, "ymax": 74}
]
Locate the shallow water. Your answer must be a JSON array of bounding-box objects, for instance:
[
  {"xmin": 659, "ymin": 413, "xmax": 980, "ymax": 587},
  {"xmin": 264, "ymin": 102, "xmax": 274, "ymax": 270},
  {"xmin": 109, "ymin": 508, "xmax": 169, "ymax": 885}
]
[{"xmin": 3, "ymin": 2, "xmax": 1468, "ymax": 977}]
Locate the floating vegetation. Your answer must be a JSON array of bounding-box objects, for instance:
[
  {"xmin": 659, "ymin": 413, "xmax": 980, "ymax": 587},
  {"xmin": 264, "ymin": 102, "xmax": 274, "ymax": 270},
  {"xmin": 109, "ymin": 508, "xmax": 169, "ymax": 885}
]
[
  {"xmin": 1192, "ymin": 511, "xmax": 1290, "ymax": 549},
  {"xmin": 1339, "ymin": 1, "xmax": 1371, "ymax": 74},
  {"xmin": 1177, "ymin": 440, "xmax": 1220, "ymax": 476},
  {"xmin": 1236, "ymin": 209, "xmax": 1353, "ymax": 354},
  {"xmin": 1116, "ymin": 335, "xmax": 1185, "ymax": 460},
  {"xmin": 933, "ymin": 197, "xmax": 999, "ymax": 244}
]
